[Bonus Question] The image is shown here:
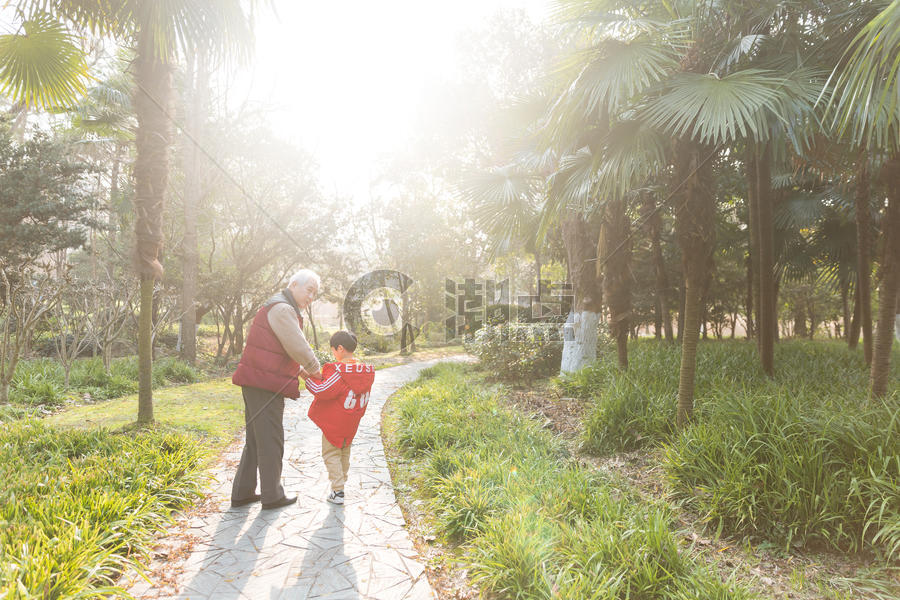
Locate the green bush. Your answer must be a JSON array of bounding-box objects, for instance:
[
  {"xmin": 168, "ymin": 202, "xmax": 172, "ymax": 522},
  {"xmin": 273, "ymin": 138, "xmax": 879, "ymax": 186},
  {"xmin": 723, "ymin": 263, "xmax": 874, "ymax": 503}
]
[
  {"xmin": 387, "ymin": 363, "xmax": 750, "ymax": 599},
  {"xmin": 0, "ymin": 421, "xmax": 208, "ymax": 598},
  {"xmin": 464, "ymin": 324, "xmax": 562, "ymax": 382}
]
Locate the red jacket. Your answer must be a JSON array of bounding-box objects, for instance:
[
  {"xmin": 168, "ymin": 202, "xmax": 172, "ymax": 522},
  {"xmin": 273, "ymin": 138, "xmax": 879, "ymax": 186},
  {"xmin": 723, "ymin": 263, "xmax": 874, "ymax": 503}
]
[
  {"xmin": 232, "ymin": 300, "xmax": 304, "ymax": 398},
  {"xmin": 306, "ymin": 361, "xmax": 376, "ymax": 448}
]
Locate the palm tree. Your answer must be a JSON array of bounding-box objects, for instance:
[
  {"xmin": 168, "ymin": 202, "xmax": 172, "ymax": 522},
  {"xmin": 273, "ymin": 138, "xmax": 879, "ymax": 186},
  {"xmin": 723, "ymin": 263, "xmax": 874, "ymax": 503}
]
[
  {"xmin": 827, "ymin": 0, "xmax": 900, "ymax": 398},
  {"xmin": 548, "ymin": 0, "xmax": 817, "ymax": 423},
  {"xmin": 11, "ymin": 0, "xmax": 252, "ymax": 421}
]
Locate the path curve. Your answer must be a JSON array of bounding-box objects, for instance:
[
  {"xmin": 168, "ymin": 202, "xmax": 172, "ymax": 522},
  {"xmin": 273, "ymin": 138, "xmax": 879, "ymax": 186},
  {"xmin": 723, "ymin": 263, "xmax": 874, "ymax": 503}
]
[{"xmin": 127, "ymin": 358, "xmax": 464, "ymax": 600}]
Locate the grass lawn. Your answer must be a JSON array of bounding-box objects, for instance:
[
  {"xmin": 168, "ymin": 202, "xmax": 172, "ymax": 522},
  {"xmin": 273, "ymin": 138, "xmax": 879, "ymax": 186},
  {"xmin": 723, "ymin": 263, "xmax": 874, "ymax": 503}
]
[{"xmin": 46, "ymin": 378, "xmax": 244, "ymax": 441}]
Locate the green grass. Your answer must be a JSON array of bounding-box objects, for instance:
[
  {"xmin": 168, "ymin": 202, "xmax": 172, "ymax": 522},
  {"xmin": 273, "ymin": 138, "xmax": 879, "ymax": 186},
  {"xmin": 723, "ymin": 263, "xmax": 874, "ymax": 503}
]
[
  {"xmin": 1, "ymin": 378, "xmax": 246, "ymax": 598},
  {"xmin": 384, "ymin": 363, "xmax": 753, "ymax": 600},
  {"xmin": 560, "ymin": 339, "xmax": 900, "ymax": 557},
  {"xmin": 9, "ymin": 355, "xmax": 204, "ymax": 406},
  {"xmin": 46, "ymin": 378, "xmax": 244, "ymax": 438}
]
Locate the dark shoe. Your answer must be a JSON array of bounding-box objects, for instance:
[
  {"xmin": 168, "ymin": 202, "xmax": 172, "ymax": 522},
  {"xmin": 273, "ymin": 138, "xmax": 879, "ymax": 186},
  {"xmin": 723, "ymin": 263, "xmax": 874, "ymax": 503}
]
[
  {"xmin": 231, "ymin": 494, "xmax": 261, "ymax": 508},
  {"xmin": 261, "ymin": 495, "xmax": 297, "ymax": 510}
]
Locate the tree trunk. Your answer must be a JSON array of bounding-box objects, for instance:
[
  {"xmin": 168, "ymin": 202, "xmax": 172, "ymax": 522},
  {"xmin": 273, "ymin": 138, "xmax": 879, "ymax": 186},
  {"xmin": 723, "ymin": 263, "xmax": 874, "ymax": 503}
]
[
  {"xmin": 745, "ymin": 253, "xmax": 754, "ymax": 339},
  {"xmin": 794, "ymin": 303, "xmax": 807, "ymax": 338},
  {"xmin": 133, "ymin": 28, "xmax": 172, "ymax": 423},
  {"xmin": 644, "ymin": 194, "xmax": 673, "ymax": 341},
  {"xmin": 0, "ymin": 381, "xmax": 8, "ymax": 404},
  {"xmin": 601, "ymin": 198, "xmax": 631, "ymax": 370},
  {"xmin": 746, "ymin": 150, "xmax": 761, "ymax": 342},
  {"xmin": 677, "ymin": 284, "xmax": 686, "ymax": 342},
  {"xmin": 137, "ymin": 275, "xmax": 154, "ymax": 423},
  {"xmin": 856, "ymin": 159, "xmax": 874, "ymax": 365},
  {"xmin": 674, "ymin": 139, "xmax": 716, "ymax": 427},
  {"xmin": 841, "ymin": 277, "xmax": 851, "ymax": 341},
  {"xmin": 870, "ymin": 157, "xmax": 900, "ymax": 398},
  {"xmin": 560, "ymin": 210, "xmax": 603, "ymax": 374},
  {"xmin": 850, "ymin": 285, "xmax": 862, "ymax": 347},
  {"xmin": 756, "ymin": 143, "xmax": 776, "ymax": 376},
  {"xmin": 180, "ymin": 53, "xmax": 205, "ymax": 366}
]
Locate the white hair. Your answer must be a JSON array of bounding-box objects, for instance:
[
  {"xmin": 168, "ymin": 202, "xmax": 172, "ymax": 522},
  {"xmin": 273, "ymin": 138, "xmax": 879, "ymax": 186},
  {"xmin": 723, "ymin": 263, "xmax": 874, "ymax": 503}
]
[{"xmin": 288, "ymin": 268, "xmax": 321, "ymax": 289}]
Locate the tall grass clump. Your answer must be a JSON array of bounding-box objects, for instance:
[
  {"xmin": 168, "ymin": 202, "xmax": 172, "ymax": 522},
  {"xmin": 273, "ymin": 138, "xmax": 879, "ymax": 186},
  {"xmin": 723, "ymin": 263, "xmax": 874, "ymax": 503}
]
[
  {"xmin": 563, "ymin": 339, "xmax": 900, "ymax": 556},
  {"xmin": 387, "ymin": 363, "xmax": 751, "ymax": 599},
  {"xmin": 9, "ymin": 358, "xmax": 65, "ymax": 405},
  {"xmin": 664, "ymin": 392, "xmax": 900, "ymax": 556},
  {"xmin": 0, "ymin": 421, "xmax": 208, "ymax": 598}
]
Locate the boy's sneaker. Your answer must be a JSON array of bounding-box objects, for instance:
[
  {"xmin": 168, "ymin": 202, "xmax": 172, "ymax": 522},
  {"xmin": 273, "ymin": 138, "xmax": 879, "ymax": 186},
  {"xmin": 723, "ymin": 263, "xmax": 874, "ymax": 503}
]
[{"xmin": 327, "ymin": 490, "xmax": 345, "ymax": 505}]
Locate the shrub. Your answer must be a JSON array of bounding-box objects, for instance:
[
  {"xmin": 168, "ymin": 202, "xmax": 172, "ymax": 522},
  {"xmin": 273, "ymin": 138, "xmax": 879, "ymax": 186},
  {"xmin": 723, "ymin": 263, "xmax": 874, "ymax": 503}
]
[{"xmin": 464, "ymin": 324, "xmax": 562, "ymax": 382}]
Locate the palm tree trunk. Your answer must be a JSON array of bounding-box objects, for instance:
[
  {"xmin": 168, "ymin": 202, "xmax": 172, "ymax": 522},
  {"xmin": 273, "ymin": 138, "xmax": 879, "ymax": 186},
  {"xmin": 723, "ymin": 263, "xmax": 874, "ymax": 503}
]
[
  {"xmin": 133, "ymin": 28, "xmax": 173, "ymax": 424},
  {"xmin": 841, "ymin": 277, "xmax": 851, "ymax": 340},
  {"xmin": 560, "ymin": 210, "xmax": 603, "ymax": 374},
  {"xmin": 601, "ymin": 198, "xmax": 631, "ymax": 370},
  {"xmin": 850, "ymin": 285, "xmax": 861, "ymax": 347},
  {"xmin": 674, "ymin": 140, "xmax": 716, "ymax": 427},
  {"xmin": 756, "ymin": 142, "xmax": 776, "ymax": 376},
  {"xmin": 677, "ymin": 280, "xmax": 702, "ymax": 427},
  {"xmin": 644, "ymin": 194, "xmax": 673, "ymax": 341},
  {"xmin": 870, "ymin": 157, "xmax": 900, "ymax": 398},
  {"xmin": 137, "ymin": 275, "xmax": 154, "ymax": 423},
  {"xmin": 746, "ymin": 151, "xmax": 761, "ymax": 341},
  {"xmin": 856, "ymin": 159, "xmax": 874, "ymax": 365}
]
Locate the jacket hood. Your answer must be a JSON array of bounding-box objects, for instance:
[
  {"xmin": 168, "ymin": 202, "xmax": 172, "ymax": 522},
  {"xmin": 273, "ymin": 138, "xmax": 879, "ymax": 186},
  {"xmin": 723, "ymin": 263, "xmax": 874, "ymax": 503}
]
[{"xmin": 332, "ymin": 361, "xmax": 375, "ymax": 394}]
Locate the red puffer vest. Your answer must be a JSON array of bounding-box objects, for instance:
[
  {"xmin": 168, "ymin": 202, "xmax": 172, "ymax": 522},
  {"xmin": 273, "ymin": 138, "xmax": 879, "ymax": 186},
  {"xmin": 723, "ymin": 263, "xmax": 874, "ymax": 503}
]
[{"xmin": 232, "ymin": 299, "xmax": 304, "ymax": 398}]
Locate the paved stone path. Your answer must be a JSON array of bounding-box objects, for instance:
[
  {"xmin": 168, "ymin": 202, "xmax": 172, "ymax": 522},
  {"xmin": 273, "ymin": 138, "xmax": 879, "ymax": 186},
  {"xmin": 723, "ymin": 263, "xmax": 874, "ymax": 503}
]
[{"xmin": 127, "ymin": 359, "xmax": 461, "ymax": 600}]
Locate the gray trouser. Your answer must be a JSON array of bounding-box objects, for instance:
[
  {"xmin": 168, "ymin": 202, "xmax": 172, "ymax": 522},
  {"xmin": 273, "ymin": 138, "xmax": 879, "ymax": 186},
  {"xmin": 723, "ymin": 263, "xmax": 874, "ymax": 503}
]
[{"xmin": 231, "ymin": 386, "xmax": 286, "ymax": 504}]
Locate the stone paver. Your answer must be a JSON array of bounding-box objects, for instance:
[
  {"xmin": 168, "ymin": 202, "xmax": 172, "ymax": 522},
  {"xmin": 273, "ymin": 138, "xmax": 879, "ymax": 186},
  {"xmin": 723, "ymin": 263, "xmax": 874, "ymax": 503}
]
[{"xmin": 126, "ymin": 358, "xmax": 464, "ymax": 600}]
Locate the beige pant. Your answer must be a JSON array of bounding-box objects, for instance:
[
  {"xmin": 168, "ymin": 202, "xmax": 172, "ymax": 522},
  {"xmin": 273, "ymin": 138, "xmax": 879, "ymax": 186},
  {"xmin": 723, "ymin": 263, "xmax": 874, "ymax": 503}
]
[{"xmin": 321, "ymin": 434, "xmax": 352, "ymax": 491}]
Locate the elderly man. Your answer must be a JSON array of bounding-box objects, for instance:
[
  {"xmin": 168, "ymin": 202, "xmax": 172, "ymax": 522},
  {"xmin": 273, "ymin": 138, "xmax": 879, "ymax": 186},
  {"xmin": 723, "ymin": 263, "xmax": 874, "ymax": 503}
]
[{"xmin": 231, "ymin": 269, "xmax": 323, "ymax": 509}]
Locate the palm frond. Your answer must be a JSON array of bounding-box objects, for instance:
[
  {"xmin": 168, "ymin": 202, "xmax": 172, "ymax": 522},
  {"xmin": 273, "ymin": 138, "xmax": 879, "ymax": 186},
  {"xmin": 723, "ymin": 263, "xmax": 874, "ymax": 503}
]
[
  {"xmin": 0, "ymin": 14, "xmax": 89, "ymax": 109},
  {"xmin": 824, "ymin": 0, "xmax": 900, "ymax": 150},
  {"xmin": 715, "ymin": 34, "xmax": 768, "ymax": 72},
  {"xmin": 458, "ymin": 167, "xmax": 541, "ymax": 261},
  {"xmin": 643, "ymin": 69, "xmax": 812, "ymax": 145}
]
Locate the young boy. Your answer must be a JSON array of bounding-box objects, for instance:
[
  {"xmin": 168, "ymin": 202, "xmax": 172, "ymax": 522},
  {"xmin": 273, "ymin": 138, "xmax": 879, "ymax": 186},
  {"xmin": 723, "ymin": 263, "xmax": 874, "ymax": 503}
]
[{"xmin": 303, "ymin": 331, "xmax": 375, "ymax": 505}]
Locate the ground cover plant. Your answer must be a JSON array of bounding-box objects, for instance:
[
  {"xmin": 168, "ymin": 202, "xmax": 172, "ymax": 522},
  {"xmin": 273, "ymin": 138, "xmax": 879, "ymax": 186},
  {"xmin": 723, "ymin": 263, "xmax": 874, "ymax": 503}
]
[
  {"xmin": 385, "ymin": 362, "xmax": 753, "ymax": 599},
  {"xmin": 0, "ymin": 423, "xmax": 207, "ymax": 598},
  {"xmin": 1, "ymin": 378, "xmax": 245, "ymax": 598},
  {"xmin": 9, "ymin": 356, "xmax": 202, "ymax": 406},
  {"xmin": 560, "ymin": 340, "xmax": 900, "ymax": 558}
]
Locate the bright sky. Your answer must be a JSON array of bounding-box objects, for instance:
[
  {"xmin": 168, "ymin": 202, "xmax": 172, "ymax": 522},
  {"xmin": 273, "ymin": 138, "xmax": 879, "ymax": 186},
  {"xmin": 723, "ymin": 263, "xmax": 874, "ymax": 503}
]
[{"xmin": 230, "ymin": 1, "xmax": 550, "ymax": 199}]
